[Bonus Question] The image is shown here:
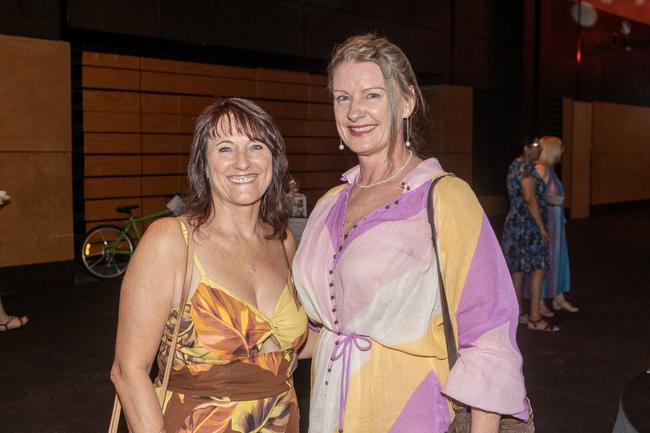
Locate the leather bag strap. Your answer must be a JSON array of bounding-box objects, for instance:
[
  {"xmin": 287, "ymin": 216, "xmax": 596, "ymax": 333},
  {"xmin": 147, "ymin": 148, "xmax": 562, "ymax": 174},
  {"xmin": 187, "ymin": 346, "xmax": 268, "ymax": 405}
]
[
  {"xmin": 108, "ymin": 220, "xmax": 194, "ymax": 433},
  {"xmin": 158, "ymin": 220, "xmax": 194, "ymax": 403},
  {"xmin": 426, "ymin": 174, "xmax": 458, "ymax": 370}
]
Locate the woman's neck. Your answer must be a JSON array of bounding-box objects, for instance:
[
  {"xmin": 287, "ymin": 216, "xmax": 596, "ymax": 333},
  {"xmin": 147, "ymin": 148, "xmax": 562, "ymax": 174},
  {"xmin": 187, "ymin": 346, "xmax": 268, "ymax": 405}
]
[
  {"xmin": 356, "ymin": 146, "xmax": 412, "ymax": 186},
  {"xmin": 201, "ymin": 198, "xmax": 265, "ymax": 241}
]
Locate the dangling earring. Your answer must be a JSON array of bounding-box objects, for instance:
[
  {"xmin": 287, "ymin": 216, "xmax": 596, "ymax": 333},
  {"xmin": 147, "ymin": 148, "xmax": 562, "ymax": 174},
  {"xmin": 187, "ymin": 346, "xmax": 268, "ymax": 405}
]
[
  {"xmin": 339, "ymin": 139, "xmax": 345, "ymax": 151},
  {"xmin": 404, "ymin": 116, "xmax": 412, "ymax": 148}
]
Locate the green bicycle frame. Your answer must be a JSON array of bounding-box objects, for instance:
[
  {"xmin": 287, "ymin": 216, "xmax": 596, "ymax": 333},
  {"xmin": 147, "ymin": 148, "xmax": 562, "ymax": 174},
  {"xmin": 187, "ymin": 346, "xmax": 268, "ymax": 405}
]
[{"xmin": 109, "ymin": 209, "xmax": 174, "ymax": 255}]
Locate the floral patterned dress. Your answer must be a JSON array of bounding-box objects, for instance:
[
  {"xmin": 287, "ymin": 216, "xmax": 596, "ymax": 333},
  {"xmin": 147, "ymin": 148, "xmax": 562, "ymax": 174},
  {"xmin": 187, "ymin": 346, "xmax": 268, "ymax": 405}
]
[
  {"xmin": 501, "ymin": 158, "xmax": 549, "ymax": 273},
  {"xmin": 154, "ymin": 221, "xmax": 308, "ymax": 433}
]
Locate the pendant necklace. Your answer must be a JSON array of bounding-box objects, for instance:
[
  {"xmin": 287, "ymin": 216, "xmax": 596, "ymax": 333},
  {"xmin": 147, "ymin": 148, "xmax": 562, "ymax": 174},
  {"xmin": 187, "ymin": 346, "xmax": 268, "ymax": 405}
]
[
  {"xmin": 355, "ymin": 151, "xmax": 413, "ymax": 189},
  {"xmin": 248, "ymin": 238, "xmax": 264, "ymax": 273}
]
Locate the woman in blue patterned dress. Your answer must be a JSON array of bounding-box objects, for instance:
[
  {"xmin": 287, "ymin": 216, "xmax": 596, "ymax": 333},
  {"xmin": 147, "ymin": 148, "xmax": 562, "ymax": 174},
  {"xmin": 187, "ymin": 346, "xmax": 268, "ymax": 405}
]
[{"xmin": 501, "ymin": 138, "xmax": 559, "ymax": 332}]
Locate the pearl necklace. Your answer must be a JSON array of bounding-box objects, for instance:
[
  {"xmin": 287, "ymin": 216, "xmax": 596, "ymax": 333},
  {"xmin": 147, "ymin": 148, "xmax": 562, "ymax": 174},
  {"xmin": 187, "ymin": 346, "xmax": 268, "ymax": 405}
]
[{"xmin": 355, "ymin": 151, "xmax": 413, "ymax": 189}]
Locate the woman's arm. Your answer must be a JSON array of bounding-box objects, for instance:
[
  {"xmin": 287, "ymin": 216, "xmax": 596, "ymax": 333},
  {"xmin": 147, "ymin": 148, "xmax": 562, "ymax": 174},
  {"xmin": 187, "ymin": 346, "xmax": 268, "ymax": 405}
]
[
  {"xmin": 433, "ymin": 177, "xmax": 530, "ymax": 422},
  {"xmin": 110, "ymin": 218, "xmax": 186, "ymax": 433},
  {"xmin": 298, "ymin": 327, "xmax": 320, "ymax": 359},
  {"xmin": 520, "ymin": 176, "xmax": 549, "ymax": 242},
  {"xmin": 471, "ymin": 408, "xmax": 501, "ymax": 433},
  {"xmin": 283, "ymin": 229, "xmax": 321, "ymax": 360}
]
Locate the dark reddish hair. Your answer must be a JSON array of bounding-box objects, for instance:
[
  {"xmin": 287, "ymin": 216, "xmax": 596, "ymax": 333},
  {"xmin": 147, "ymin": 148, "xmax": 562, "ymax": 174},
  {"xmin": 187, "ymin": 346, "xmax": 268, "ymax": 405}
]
[{"xmin": 184, "ymin": 98, "xmax": 289, "ymax": 239}]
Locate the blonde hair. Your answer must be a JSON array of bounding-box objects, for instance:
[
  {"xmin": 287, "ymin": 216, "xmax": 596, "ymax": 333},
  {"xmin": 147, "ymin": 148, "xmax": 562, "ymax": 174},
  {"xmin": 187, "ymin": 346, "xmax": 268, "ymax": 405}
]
[
  {"xmin": 539, "ymin": 136, "xmax": 563, "ymax": 166},
  {"xmin": 327, "ymin": 33, "xmax": 426, "ymax": 155}
]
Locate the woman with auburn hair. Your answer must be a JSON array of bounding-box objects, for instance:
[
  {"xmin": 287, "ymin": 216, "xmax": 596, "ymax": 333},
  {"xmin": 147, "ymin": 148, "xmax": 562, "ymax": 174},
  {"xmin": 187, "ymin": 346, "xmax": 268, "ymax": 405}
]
[
  {"xmin": 534, "ymin": 136, "xmax": 578, "ymax": 315},
  {"xmin": 293, "ymin": 34, "xmax": 531, "ymax": 433},
  {"xmin": 110, "ymin": 98, "xmax": 308, "ymax": 433}
]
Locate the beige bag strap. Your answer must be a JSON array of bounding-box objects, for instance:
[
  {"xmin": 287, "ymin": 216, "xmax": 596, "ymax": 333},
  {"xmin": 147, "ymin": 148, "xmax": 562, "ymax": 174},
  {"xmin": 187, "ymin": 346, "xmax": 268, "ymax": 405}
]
[
  {"xmin": 158, "ymin": 220, "xmax": 194, "ymax": 403},
  {"xmin": 108, "ymin": 220, "xmax": 194, "ymax": 433}
]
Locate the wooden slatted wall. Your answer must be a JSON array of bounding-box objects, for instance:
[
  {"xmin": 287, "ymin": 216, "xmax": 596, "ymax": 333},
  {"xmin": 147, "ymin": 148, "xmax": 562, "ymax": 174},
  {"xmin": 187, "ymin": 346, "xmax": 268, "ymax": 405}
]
[{"xmin": 80, "ymin": 51, "xmax": 355, "ymax": 231}]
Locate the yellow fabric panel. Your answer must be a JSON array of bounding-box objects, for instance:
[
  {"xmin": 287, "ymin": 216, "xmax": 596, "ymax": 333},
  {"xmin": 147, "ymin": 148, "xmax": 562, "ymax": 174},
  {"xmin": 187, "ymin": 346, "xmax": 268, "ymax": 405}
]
[
  {"xmin": 343, "ymin": 342, "xmax": 437, "ymax": 433},
  {"xmin": 433, "ymin": 175, "xmax": 483, "ymax": 345}
]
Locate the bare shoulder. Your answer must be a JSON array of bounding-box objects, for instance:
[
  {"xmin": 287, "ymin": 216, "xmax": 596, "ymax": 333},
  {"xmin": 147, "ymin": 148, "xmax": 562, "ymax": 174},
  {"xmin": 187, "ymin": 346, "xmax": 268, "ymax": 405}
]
[
  {"xmin": 135, "ymin": 217, "xmax": 187, "ymax": 263},
  {"xmin": 534, "ymin": 162, "xmax": 548, "ymax": 179}
]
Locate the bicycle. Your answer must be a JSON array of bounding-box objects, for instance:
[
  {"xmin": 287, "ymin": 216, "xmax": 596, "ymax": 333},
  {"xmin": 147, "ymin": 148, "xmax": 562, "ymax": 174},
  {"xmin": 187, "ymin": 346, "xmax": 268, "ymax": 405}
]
[{"xmin": 81, "ymin": 195, "xmax": 183, "ymax": 279}]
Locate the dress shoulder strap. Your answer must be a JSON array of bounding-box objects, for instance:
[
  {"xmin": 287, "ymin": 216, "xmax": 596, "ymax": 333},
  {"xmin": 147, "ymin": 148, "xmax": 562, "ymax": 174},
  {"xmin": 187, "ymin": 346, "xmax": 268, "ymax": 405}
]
[{"xmin": 177, "ymin": 218, "xmax": 207, "ymax": 279}]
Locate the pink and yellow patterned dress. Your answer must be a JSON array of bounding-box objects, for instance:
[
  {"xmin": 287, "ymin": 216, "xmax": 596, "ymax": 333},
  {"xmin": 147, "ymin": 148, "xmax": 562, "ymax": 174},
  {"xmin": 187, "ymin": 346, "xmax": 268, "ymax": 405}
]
[
  {"xmin": 154, "ymin": 222, "xmax": 308, "ymax": 433},
  {"xmin": 293, "ymin": 158, "xmax": 530, "ymax": 433}
]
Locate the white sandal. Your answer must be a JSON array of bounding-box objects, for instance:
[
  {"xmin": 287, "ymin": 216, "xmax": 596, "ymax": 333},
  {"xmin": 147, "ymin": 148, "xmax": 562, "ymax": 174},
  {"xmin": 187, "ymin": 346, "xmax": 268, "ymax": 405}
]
[{"xmin": 553, "ymin": 296, "xmax": 579, "ymax": 313}]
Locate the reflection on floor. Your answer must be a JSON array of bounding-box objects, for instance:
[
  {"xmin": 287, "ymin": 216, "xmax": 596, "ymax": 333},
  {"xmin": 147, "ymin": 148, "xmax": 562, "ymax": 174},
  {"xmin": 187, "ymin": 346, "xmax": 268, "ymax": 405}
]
[{"xmin": 1, "ymin": 208, "xmax": 649, "ymax": 433}]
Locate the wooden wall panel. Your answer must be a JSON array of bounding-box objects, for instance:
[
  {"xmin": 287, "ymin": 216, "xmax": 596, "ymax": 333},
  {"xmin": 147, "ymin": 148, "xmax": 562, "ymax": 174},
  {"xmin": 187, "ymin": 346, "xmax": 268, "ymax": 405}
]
[
  {"xmin": 85, "ymin": 133, "xmax": 141, "ymax": 154},
  {"xmin": 142, "ymin": 134, "xmax": 191, "ymax": 154},
  {"xmin": 0, "ymin": 35, "xmax": 71, "ymax": 152},
  {"xmin": 592, "ymin": 102, "xmax": 650, "ymax": 154},
  {"xmin": 570, "ymin": 101, "xmax": 592, "ymax": 219},
  {"xmin": 0, "ymin": 35, "xmax": 72, "ymax": 267},
  {"xmin": 561, "ymin": 98, "xmax": 573, "ymax": 206},
  {"xmin": 590, "ymin": 102, "xmax": 650, "ymax": 205},
  {"xmin": 82, "ymin": 66, "xmax": 140, "ymax": 90},
  {"xmin": 84, "ymin": 177, "xmax": 142, "ymax": 199},
  {"xmin": 421, "ymin": 85, "xmax": 473, "ymax": 184},
  {"xmin": 80, "ymin": 50, "xmax": 340, "ymax": 226},
  {"xmin": 0, "ymin": 153, "xmax": 73, "ymax": 266},
  {"xmin": 142, "ymin": 176, "xmax": 187, "ymax": 196},
  {"xmin": 591, "ymin": 154, "xmax": 650, "ymax": 204},
  {"xmin": 85, "ymin": 198, "xmax": 142, "ymax": 221},
  {"xmin": 85, "ymin": 155, "xmax": 141, "ymax": 177}
]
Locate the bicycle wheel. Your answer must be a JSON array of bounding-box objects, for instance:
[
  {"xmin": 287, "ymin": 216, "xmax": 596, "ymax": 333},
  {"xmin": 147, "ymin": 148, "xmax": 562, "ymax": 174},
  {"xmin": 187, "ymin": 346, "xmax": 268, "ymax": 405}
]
[{"xmin": 81, "ymin": 225, "xmax": 135, "ymax": 279}]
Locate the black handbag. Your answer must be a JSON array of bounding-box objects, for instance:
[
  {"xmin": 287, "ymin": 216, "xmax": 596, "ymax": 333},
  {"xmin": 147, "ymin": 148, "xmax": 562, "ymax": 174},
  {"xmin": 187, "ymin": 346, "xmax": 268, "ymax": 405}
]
[{"xmin": 426, "ymin": 175, "xmax": 535, "ymax": 433}]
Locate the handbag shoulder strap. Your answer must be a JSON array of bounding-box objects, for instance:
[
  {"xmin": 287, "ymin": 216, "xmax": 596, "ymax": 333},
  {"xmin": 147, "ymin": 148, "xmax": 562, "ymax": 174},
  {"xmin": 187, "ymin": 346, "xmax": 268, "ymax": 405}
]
[
  {"xmin": 158, "ymin": 218, "xmax": 195, "ymax": 405},
  {"xmin": 426, "ymin": 174, "xmax": 459, "ymax": 370}
]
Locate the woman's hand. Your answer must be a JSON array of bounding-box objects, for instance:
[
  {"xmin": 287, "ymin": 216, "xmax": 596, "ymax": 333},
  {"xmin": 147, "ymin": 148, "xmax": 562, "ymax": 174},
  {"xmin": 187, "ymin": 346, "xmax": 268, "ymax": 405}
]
[
  {"xmin": 470, "ymin": 407, "xmax": 500, "ymax": 433},
  {"xmin": 540, "ymin": 226, "xmax": 549, "ymax": 242},
  {"xmin": 0, "ymin": 191, "xmax": 10, "ymax": 206}
]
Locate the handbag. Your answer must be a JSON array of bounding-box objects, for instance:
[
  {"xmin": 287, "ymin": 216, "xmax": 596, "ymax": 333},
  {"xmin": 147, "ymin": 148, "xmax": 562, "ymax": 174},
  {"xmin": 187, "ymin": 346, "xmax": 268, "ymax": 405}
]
[
  {"xmin": 107, "ymin": 220, "xmax": 195, "ymax": 433},
  {"xmin": 426, "ymin": 176, "xmax": 535, "ymax": 433}
]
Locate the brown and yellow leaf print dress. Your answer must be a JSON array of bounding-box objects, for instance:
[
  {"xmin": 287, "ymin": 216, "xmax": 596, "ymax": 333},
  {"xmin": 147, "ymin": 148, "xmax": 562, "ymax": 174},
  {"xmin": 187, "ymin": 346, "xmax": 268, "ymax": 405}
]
[{"xmin": 154, "ymin": 222, "xmax": 308, "ymax": 433}]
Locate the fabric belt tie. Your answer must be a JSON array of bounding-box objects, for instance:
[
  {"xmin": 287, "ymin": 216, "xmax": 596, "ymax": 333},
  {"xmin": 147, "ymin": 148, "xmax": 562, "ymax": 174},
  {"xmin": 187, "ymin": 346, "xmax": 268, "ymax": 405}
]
[{"xmin": 327, "ymin": 329, "xmax": 372, "ymax": 432}]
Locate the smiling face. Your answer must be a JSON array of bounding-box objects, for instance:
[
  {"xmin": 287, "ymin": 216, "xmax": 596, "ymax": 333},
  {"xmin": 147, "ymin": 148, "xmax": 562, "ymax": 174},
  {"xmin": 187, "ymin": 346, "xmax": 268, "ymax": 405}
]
[
  {"xmin": 332, "ymin": 61, "xmax": 412, "ymax": 157},
  {"xmin": 205, "ymin": 115, "xmax": 273, "ymax": 208}
]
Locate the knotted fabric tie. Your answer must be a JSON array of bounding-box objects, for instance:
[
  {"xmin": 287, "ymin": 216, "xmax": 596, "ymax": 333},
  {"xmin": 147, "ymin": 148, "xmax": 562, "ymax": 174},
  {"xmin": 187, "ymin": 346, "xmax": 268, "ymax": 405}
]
[{"xmin": 328, "ymin": 329, "xmax": 372, "ymax": 432}]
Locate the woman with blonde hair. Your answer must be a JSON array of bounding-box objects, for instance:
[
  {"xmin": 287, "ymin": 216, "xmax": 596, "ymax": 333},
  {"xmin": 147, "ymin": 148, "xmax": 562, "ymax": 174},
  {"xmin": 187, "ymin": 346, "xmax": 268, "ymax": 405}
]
[
  {"xmin": 534, "ymin": 136, "xmax": 578, "ymax": 315},
  {"xmin": 293, "ymin": 34, "xmax": 531, "ymax": 433}
]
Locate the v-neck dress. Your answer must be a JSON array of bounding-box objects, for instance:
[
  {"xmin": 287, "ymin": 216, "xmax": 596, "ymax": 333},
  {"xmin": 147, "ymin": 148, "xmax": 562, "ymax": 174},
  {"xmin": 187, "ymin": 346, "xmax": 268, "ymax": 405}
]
[
  {"xmin": 293, "ymin": 158, "xmax": 530, "ymax": 433},
  {"xmin": 154, "ymin": 221, "xmax": 308, "ymax": 433}
]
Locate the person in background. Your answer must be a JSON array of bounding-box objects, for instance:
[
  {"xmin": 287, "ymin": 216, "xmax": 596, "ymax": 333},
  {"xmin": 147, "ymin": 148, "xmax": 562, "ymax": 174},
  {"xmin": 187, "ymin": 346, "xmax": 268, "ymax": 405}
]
[
  {"xmin": 501, "ymin": 137, "xmax": 559, "ymax": 332},
  {"xmin": 534, "ymin": 136, "xmax": 578, "ymax": 315},
  {"xmin": 0, "ymin": 191, "xmax": 29, "ymax": 332},
  {"xmin": 293, "ymin": 34, "xmax": 531, "ymax": 433}
]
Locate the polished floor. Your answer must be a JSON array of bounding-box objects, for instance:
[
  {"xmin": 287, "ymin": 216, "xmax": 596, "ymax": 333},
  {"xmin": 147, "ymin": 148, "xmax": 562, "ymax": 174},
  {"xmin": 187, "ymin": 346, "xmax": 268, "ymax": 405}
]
[{"xmin": 1, "ymin": 207, "xmax": 649, "ymax": 433}]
